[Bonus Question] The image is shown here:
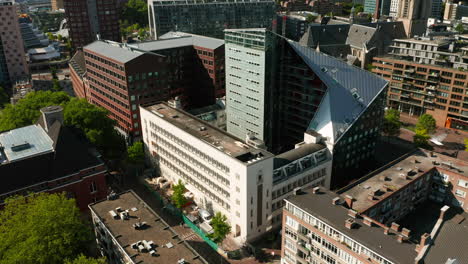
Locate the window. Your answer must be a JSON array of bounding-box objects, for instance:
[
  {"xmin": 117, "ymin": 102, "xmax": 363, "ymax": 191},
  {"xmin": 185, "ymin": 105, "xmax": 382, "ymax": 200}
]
[
  {"xmin": 458, "ymin": 179, "xmax": 468, "ymax": 188},
  {"xmin": 455, "ymin": 189, "xmax": 466, "ymax": 198},
  {"xmin": 90, "ymin": 181, "xmax": 97, "ymax": 193},
  {"xmin": 285, "ymin": 215, "xmax": 299, "ymax": 230}
]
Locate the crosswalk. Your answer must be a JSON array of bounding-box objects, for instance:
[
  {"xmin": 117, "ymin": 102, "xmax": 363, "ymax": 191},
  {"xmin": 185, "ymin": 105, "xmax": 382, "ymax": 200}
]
[{"xmin": 180, "ymin": 230, "xmax": 198, "ymax": 241}]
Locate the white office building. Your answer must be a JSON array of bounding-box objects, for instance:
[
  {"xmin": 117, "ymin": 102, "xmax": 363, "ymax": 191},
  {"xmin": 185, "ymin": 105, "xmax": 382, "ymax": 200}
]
[{"xmin": 140, "ymin": 103, "xmax": 332, "ymax": 244}]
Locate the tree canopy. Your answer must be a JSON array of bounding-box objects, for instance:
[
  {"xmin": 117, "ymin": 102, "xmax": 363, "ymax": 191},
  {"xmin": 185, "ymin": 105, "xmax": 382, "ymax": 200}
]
[
  {"xmin": 382, "ymin": 109, "xmax": 401, "ymax": 137},
  {"xmin": 171, "ymin": 179, "xmax": 187, "ymax": 209},
  {"xmin": 413, "ymin": 128, "xmax": 431, "ymax": 147},
  {"xmin": 65, "ymin": 255, "xmax": 107, "ymax": 264},
  {"xmin": 416, "ymin": 114, "xmax": 436, "ymax": 134},
  {"xmin": 0, "ymin": 193, "xmax": 92, "ymax": 264},
  {"xmin": 0, "ymin": 85, "xmax": 8, "ymax": 107},
  {"xmin": 122, "ymin": 0, "xmax": 148, "ymax": 27},
  {"xmin": 455, "ymin": 23, "xmax": 465, "ymax": 34},
  {"xmin": 127, "ymin": 141, "xmax": 145, "ymax": 165},
  {"xmin": 0, "ymin": 91, "xmax": 126, "ymax": 159},
  {"xmin": 208, "ymin": 212, "xmax": 231, "ymax": 243}
]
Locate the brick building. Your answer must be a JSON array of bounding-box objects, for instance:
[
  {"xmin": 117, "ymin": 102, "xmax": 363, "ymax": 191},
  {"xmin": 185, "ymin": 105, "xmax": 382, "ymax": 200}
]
[
  {"xmin": 71, "ymin": 33, "xmax": 225, "ymax": 140},
  {"xmin": 280, "ymin": 149, "xmax": 468, "ymax": 264},
  {"xmin": 0, "ymin": 106, "xmax": 108, "ymax": 211},
  {"xmin": 372, "ymin": 56, "xmax": 468, "ymax": 130},
  {"xmin": 0, "ymin": 0, "xmax": 29, "ymax": 86},
  {"xmin": 63, "ymin": 0, "xmax": 120, "ymax": 49}
]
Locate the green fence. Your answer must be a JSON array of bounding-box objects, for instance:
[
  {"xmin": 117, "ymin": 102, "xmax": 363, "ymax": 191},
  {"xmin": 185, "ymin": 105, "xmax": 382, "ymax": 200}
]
[{"xmin": 143, "ymin": 182, "xmax": 218, "ymax": 251}]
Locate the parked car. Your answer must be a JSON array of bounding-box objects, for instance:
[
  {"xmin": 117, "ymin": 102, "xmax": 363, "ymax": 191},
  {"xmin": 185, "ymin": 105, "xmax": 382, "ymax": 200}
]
[
  {"xmin": 199, "ymin": 221, "xmax": 214, "ymax": 235},
  {"xmin": 199, "ymin": 209, "xmax": 212, "ymax": 223}
]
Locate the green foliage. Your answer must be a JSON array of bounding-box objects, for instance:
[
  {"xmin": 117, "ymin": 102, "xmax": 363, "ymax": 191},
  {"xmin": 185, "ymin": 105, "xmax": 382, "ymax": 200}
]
[
  {"xmin": 0, "ymin": 91, "xmax": 126, "ymax": 159},
  {"xmin": 382, "ymin": 109, "xmax": 401, "ymax": 137},
  {"xmin": 306, "ymin": 14, "xmax": 317, "ymax": 23},
  {"xmin": 366, "ymin": 64, "xmax": 376, "ymax": 71},
  {"xmin": 51, "ymin": 67, "xmax": 58, "ymax": 79},
  {"xmin": 355, "ymin": 5, "xmax": 364, "ymax": 13},
  {"xmin": 171, "ymin": 180, "xmax": 187, "ymax": 208},
  {"xmin": 122, "ymin": 0, "xmax": 148, "ymax": 27},
  {"xmin": 413, "ymin": 128, "xmax": 430, "ymax": 147},
  {"xmin": 0, "ymin": 91, "xmax": 70, "ymax": 131},
  {"xmin": 0, "ymin": 85, "xmax": 8, "ymax": 107},
  {"xmin": 455, "ymin": 23, "xmax": 465, "ymax": 34},
  {"xmin": 416, "ymin": 114, "xmax": 436, "ymax": 134},
  {"xmin": 465, "ymin": 138, "xmax": 468, "ymax": 152},
  {"xmin": 0, "ymin": 193, "xmax": 92, "ymax": 264},
  {"xmin": 53, "ymin": 79, "xmax": 62, "ymax": 91},
  {"xmin": 208, "ymin": 212, "xmax": 231, "ymax": 243},
  {"xmin": 127, "ymin": 141, "xmax": 145, "ymax": 165},
  {"xmin": 57, "ymin": 34, "xmax": 63, "ymax": 42},
  {"xmin": 65, "ymin": 254, "xmax": 107, "ymax": 264},
  {"xmin": 341, "ymin": 3, "xmax": 364, "ymax": 15},
  {"xmin": 47, "ymin": 32, "xmax": 56, "ymax": 41}
]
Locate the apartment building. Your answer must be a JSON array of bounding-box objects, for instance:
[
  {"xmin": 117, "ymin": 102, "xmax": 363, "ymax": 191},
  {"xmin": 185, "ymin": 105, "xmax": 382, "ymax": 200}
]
[
  {"xmin": 0, "ymin": 106, "xmax": 108, "ymax": 211},
  {"xmin": 364, "ymin": 0, "xmax": 391, "ymax": 18},
  {"xmin": 225, "ymin": 29, "xmax": 388, "ymax": 188},
  {"xmin": 89, "ymin": 190, "xmax": 209, "ymax": 264},
  {"xmin": 74, "ymin": 34, "xmax": 224, "ymax": 140},
  {"xmin": 63, "ymin": 0, "xmax": 120, "ymax": 49},
  {"xmin": 148, "ymin": 0, "xmax": 276, "ymax": 40},
  {"xmin": 371, "ymin": 37, "xmax": 468, "ymax": 129},
  {"xmin": 140, "ymin": 102, "xmax": 332, "ymax": 244},
  {"xmin": 444, "ymin": 2, "xmax": 468, "ymax": 20},
  {"xmin": 281, "ymin": 149, "xmax": 468, "ymax": 264},
  {"xmin": 0, "ymin": 0, "xmax": 29, "ymax": 86}
]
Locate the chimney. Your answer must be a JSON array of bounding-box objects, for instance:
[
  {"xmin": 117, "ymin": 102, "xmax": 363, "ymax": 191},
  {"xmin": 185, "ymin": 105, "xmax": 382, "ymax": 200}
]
[
  {"xmin": 391, "ymin": 222, "xmax": 400, "ymax": 232},
  {"xmin": 40, "ymin": 106, "xmax": 64, "ymax": 132},
  {"xmin": 401, "ymin": 228, "xmax": 411, "ymax": 238},
  {"xmin": 397, "ymin": 234, "xmax": 404, "ymax": 243},
  {"xmin": 348, "ymin": 209, "xmax": 357, "ymax": 218},
  {"xmin": 383, "ymin": 227, "xmax": 390, "ymax": 235},
  {"xmin": 344, "ymin": 195, "xmax": 353, "ymax": 209},
  {"xmin": 345, "ymin": 218, "xmax": 355, "ymax": 229},
  {"xmin": 332, "ymin": 197, "xmax": 341, "ymax": 205},
  {"xmin": 363, "ymin": 216, "xmax": 373, "ymax": 227},
  {"xmin": 420, "ymin": 233, "xmax": 431, "ymax": 248},
  {"xmin": 439, "ymin": 205, "xmax": 450, "ymax": 220},
  {"xmin": 312, "ymin": 186, "xmax": 320, "ymax": 194}
]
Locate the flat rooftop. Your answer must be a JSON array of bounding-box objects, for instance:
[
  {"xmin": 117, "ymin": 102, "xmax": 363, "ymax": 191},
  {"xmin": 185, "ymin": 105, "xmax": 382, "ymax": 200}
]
[
  {"xmin": 0, "ymin": 125, "xmax": 54, "ymax": 164},
  {"xmin": 341, "ymin": 149, "xmax": 468, "ymax": 212},
  {"xmin": 393, "ymin": 37, "xmax": 452, "ymax": 46},
  {"xmin": 143, "ymin": 103, "xmax": 273, "ymax": 163},
  {"xmin": 286, "ymin": 188, "xmax": 418, "ymax": 264},
  {"xmin": 89, "ymin": 191, "xmax": 207, "ymax": 264}
]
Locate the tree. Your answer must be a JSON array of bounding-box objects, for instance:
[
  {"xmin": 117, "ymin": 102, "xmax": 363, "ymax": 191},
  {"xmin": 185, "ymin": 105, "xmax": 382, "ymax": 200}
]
[
  {"xmin": 52, "ymin": 79, "xmax": 62, "ymax": 91},
  {"xmin": 0, "ymin": 193, "xmax": 92, "ymax": 264},
  {"xmin": 65, "ymin": 255, "xmax": 107, "ymax": 264},
  {"xmin": 208, "ymin": 212, "xmax": 231, "ymax": 243},
  {"xmin": 416, "ymin": 114, "xmax": 436, "ymax": 134},
  {"xmin": 455, "ymin": 23, "xmax": 465, "ymax": 34},
  {"xmin": 127, "ymin": 141, "xmax": 145, "ymax": 165},
  {"xmin": 0, "ymin": 85, "xmax": 8, "ymax": 107},
  {"xmin": 382, "ymin": 109, "xmax": 401, "ymax": 137},
  {"xmin": 413, "ymin": 128, "xmax": 430, "ymax": 147},
  {"xmin": 306, "ymin": 14, "xmax": 317, "ymax": 23},
  {"xmin": 171, "ymin": 180, "xmax": 187, "ymax": 208},
  {"xmin": 47, "ymin": 32, "xmax": 56, "ymax": 41},
  {"xmin": 57, "ymin": 34, "xmax": 63, "ymax": 42},
  {"xmin": 122, "ymin": 0, "xmax": 148, "ymax": 27}
]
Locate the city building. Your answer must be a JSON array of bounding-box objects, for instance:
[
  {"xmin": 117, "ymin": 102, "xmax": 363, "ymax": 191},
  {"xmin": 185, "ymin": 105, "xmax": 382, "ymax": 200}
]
[
  {"xmin": 281, "ymin": 148, "xmax": 468, "ymax": 264},
  {"xmin": 69, "ymin": 50, "xmax": 86, "ymax": 99},
  {"xmin": 147, "ymin": 0, "xmax": 276, "ymax": 39},
  {"xmin": 0, "ymin": 106, "xmax": 108, "ymax": 210},
  {"xmin": 389, "ymin": 0, "xmax": 399, "ymax": 17},
  {"xmin": 224, "ymin": 29, "xmax": 388, "ymax": 187},
  {"xmin": 140, "ymin": 102, "xmax": 332, "ymax": 244},
  {"xmin": 63, "ymin": 0, "xmax": 120, "ymax": 49},
  {"xmin": 186, "ymin": 98, "xmax": 227, "ymax": 130},
  {"xmin": 20, "ymin": 23, "xmax": 49, "ymax": 49},
  {"xmin": 73, "ymin": 33, "xmax": 224, "ymax": 140},
  {"xmin": 444, "ymin": 2, "xmax": 468, "ymax": 20},
  {"xmin": 395, "ymin": 0, "xmax": 432, "ymax": 37},
  {"xmin": 0, "ymin": 0, "xmax": 29, "ymax": 86},
  {"xmin": 51, "ymin": 0, "xmax": 63, "ymax": 10},
  {"xmin": 27, "ymin": 45, "xmax": 61, "ymax": 62},
  {"xmin": 371, "ymin": 37, "xmax": 468, "ymax": 129},
  {"xmin": 430, "ymin": 0, "xmax": 443, "ymax": 19},
  {"xmin": 298, "ymin": 21, "xmax": 407, "ymax": 68},
  {"xmin": 275, "ymin": 13, "xmax": 311, "ymax": 41},
  {"xmin": 364, "ymin": 0, "xmax": 391, "ymax": 18},
  {"xmin": 89, "ymin": 190, "xmax": 209, "ymax": 264}
]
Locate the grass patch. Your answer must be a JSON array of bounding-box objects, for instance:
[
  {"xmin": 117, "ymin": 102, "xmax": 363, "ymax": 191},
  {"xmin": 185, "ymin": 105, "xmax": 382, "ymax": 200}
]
[{"xmin": 402, "ymin": 123, "xmax": 416, "ymax": 132}]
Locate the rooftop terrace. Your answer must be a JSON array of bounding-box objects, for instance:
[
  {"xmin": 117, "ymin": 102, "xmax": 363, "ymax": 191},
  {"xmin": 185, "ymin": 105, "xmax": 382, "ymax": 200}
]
[
  {"xmin": 89, "ymin": 191, "xmax": 207, "ymax": 264},
  {"xmin": 340, "ymin": 149, "xmax": 468, "ymax": 212}
]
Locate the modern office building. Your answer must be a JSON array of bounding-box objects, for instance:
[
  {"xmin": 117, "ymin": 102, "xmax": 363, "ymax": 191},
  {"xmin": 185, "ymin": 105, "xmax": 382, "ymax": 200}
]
[
  {"xmin": 395, "ymin": 0, "xmax": 432, "ymax": 37},
  {"xmin": 148, "ymin": 0, "xmax": 276, "ymax": 39},
  {"xmin": 281, "ymin": 148, "xmax": 468, "ymax": 264},
  {"xmin": 430, "ymin": 0, "xmax": 443, "ymax": 19},
  {"xmin": 89, "ymin": 190, "xmax": 209, "ymax": 264},
  {"xmin": 225, "ymin": 29, "xmax": 388, "ymax": 187},
  {"xmin": 0, "ymin": 106, "xmax": 108, "ymax": 210},
  {"xmin": 140, "ymin": 102, "xmax": 332, "ymax": 244},
  {"xmin": 364, "ymin": 0, "xmax": 391, "ymax": 18},
  {"xmin": 0, "ymin": 0, "xmax": 29, "ymax": 86},
  {"xmin": 63, "ymin": 0, "xmax": 120, "ymax": 49},
  {"xmin": 74, "ymin": 33, "xmax": 225, "ymax": 140},
  {"xmin": 444, "ymin": 2, "xmax": 468, "ymax": 20}
]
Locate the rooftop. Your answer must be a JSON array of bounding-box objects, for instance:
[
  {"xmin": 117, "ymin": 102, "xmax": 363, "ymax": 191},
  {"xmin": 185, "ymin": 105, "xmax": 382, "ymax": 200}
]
[
  {"xmin": 286, "ymin": 188, "xmax": 418, "ymax": 264},
  {"xmin": 393, "ymin": 36, "xmax": 452, "ymax": 46},
  {"xmin": 142, "ymin": 102, "xmax": 273, "ymax": 163},
  {"xmin": 84, "ymin": 40, "xmax": 153, "ymax": 63},
  {"xmin": 340, "ymin": 149, "xmax": 468, "ymax": 212},
  {"xmin": 156, "ymin": 31, "xmax": 225, "ymax": 50},
  {"xmin": 0, "ymin": 125, "xmax": 54, "ymax": 164},
  {"xmin": 89, "ymin": 191, "xmax": 207, "ymax": 264}
]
